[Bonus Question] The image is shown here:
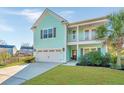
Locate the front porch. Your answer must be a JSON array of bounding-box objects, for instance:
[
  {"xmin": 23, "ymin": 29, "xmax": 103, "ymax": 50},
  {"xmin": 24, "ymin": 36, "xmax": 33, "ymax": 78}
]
[{"xmin": 66, "ymin": 44, "xmax": 107, "ymax": 62}]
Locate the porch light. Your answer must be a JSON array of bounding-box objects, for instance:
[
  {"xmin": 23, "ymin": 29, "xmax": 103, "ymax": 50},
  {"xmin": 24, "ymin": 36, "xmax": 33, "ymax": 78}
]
[{"xmin": 62, "ymin": 48, "xmax": 65, "ymax": 52}]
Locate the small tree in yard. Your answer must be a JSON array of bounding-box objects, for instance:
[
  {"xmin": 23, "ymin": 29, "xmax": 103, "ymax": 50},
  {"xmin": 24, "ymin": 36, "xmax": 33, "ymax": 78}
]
[
  {"xmin": 96, "ymin": 10, "xmax": 124, "ymax": 69},
  {"xmin": 0, "ymin": 51, "xmax": 11, "ymax": 65}
]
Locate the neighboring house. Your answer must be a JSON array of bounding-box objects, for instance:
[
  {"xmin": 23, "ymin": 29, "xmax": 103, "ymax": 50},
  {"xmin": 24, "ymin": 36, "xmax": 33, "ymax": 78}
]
[
  {"xmin": 20, "ymin": 46, "xmax": 33, "ymax": 55},
  {"xmin": 31, "ymin": 8, "xmax": 108, "ymax": 63},
  {"xmin": 0, "ymin": 45, "xmax": 17, "ymax": 55}
]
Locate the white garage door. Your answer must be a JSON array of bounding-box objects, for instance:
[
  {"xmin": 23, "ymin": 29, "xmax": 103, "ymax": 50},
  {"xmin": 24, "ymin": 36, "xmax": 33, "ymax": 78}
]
[{"xmin": 35, "ymin": 49, "xmax": 64, "ymax": 62}]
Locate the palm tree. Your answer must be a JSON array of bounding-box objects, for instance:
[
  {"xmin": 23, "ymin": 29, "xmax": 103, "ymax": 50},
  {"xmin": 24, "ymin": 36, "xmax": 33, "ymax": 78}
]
[{"xmin": 96, "ymin": 10, "xmax": 124, "ymax": 69}]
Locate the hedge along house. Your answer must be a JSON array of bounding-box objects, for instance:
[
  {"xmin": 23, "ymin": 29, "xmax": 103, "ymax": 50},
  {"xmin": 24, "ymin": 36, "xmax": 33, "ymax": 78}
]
[{"xmin": 31, "ymin": 8, "xmax": 108, "ymax": 63}]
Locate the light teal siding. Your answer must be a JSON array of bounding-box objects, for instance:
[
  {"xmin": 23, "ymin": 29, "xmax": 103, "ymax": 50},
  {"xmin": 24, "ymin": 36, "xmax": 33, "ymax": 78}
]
[{"xmin": 34, "ymin": 13, "xmax": 66, "ymax": 49}]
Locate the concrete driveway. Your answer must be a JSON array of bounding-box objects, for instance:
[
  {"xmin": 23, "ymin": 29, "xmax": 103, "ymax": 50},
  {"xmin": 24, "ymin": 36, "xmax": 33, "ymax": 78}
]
[
  {"xmin": 0, "ymin": 65, "xmax": 28, "ymax": 84},
  {"xmin": 1, "ymin": 62, "xmax": 60, "ymax": 85}
]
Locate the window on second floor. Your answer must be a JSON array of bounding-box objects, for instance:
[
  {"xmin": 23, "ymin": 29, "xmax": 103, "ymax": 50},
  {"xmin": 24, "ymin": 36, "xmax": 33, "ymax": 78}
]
[
  {"xmin": 41, "ymin": 27, "xmax": 56, "ymax": 39},
  {"xmin": 44, "ymin": 30, "xmax": 47, "ymax": 38},
  {"xmin": 72, "ymin": 30, "xmax": 76, "ymax": 40},
  {"xmin": 92, "ymin": 29, "xmax": 96, "ymax": 40},
  {"xmin": 85, "ymin": 30, "xmax": 89, "ymax": 40},
  {"xmin": 48, "ymin": 29, "xmax": 52, "ymax": 38},
  {"xmin": 53, "ymin": 28, "xmax": 56, "ymax": 37}
]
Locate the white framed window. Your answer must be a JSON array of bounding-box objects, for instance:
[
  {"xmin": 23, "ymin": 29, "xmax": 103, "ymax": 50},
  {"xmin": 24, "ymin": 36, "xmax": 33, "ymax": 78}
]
[
  {"xmin": 48, "ymin": 29, "xmax": 52, "ymax": 38},
  {"xmin": 92, "ymin": 29, "xmax": 96, "ymax": 40},
  {"xmin": 84, "ymin": 48, "xmax": 90, "ymax": 54},
  {"xmin": 85, "ymin": 30, "xmax": 89, "ymax": 40},
  {"xmin": 72, "ymin": 30, "xmax": 76, "ymax": 40},
  {"xmin": 44, "ymin": 30, "xmax": 47, "ymax": 38},
  {"xmin": 83, "ymin": 47, "xmax": 97, "ymax": 55},
  {"xmin": 41, "ymin": 27, "xmax": 56, "ymax": 39},
  {"xmin": 49, "ymin": 50, "xmax": 55, "ymax": 52}
]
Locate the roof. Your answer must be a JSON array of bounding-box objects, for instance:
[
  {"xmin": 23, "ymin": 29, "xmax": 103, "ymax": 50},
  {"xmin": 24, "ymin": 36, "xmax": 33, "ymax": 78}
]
[
  {"xmin": 20, "ymin": 46, "xmax": 33, "ymax": 50},
  {"xmin": 31, "ymin": 8, "xmax": 68, "ymax": 30},
  {"xmin": 31, "ymin": 8, "xmax": 108, "ymax": 30},
  {"xmin": 0, "ymin": 45, "xmax": 15, "ymax": 48},
  {"xmin": 69, "ymin": 16, "xmax": 108, "ymax": 26}
]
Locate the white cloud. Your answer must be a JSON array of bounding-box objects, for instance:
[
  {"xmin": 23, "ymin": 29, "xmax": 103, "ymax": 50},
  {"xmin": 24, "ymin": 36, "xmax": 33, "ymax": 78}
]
[
  {"xmin": 6, "ymin": 8, "xmax": 42, "ymax": 22},
  {"xmin": 0, "ymin": 24, "xmax": 14, "ymax": 32},
  {"xmin": 59, "ymin": 10, "xmax": 75, "ymax": 19}
]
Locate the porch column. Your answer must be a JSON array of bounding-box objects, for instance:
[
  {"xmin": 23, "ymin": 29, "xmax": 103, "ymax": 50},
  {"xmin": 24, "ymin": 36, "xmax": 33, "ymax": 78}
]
[
  {"xmin": 76, "ymin": 25, "xmax": 79, "ymax": 42},
  {"xmin": 105, "ymin": 44, "xmax": 108, "ymax": 53},
  {"xmin": 76, "ymin": 26, "xmax": 79, "ymax": 62},
  {"xmin": 77, "ymin": 44, "xmax": 79, "ymax": 61}
]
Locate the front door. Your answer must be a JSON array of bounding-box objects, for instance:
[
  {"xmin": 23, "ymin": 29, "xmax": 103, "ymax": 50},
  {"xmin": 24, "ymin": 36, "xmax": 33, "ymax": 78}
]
[{"xmin": 72, "ymin": 50, "xmax": 77, "ymax": 60}]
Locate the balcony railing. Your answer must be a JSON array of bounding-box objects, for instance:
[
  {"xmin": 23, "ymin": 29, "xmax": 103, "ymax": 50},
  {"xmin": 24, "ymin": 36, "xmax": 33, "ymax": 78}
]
[{"xmin": 68, "ymin": 38, "xmax": 97, "ymax": 42}]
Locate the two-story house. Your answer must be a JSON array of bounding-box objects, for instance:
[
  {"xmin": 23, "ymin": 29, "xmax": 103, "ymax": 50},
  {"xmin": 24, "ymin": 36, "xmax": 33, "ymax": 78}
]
[{"xmin": 31, "ymin": 8, "xmax": 108, "ymax": 63}]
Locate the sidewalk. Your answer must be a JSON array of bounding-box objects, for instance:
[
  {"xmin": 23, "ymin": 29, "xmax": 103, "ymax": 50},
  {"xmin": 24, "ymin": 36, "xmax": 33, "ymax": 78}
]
[{"xmin": 0, "ymin": 64, "xmax": 28, "ymax": 84}]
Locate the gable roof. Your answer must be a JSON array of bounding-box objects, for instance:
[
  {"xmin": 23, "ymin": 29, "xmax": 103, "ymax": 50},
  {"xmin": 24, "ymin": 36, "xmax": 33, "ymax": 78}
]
[
  {"xmin": 31, "ymin": 8, "xmax": 68, "ymax": 30},
  {"xmin": 0, "ymin": 45, "xmax": 15, "ymax": 48}
]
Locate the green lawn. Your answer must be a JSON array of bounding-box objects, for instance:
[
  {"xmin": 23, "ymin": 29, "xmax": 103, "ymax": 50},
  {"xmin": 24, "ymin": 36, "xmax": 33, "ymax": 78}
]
[
  {"xmin": 0, "ymin": 61, "xmax": 27, "ymax": 68},
  {"xmin": 23, "ymin": 65, "xmax": 124, "ymax": 85}
]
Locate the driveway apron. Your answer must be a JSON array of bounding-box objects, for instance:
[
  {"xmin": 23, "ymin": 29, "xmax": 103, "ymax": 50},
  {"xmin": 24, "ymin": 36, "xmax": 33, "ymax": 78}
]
[{"xmin": 1, "ymin": 62, "xmax": 60, "ymax": 85}]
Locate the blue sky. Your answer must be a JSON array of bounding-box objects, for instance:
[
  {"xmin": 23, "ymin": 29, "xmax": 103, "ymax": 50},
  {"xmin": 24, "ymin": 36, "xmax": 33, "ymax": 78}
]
[{"xmin": 0, "ymin": 7, "xmax": 123, "ymax": 49}]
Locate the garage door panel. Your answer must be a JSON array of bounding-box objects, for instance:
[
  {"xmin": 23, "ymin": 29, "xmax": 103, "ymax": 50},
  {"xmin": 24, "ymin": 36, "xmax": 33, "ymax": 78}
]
[{"xmin": 35, "ymin": 50, "xmax": 64, "ymax": 62}]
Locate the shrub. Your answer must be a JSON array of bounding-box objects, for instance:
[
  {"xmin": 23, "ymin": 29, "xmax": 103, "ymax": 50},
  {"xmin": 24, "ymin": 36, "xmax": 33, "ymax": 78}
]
[
  {"xmin": 24, "ymin": 57, "xmax": 35, "ymax": 63},
  {"xmin": 77, "ymin": 51, "xmax": 116, "ymax": 67},
  {"xmin": 78, "ymin": 51, "xmax": 102, "ymax": 66},
  {"xmin": 101, "ymin": 53, "xmax": 113, "ymax": 67}
]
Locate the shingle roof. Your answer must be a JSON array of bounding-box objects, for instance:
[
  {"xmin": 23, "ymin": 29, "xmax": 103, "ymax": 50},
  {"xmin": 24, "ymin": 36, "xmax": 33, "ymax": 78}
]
[
  {"xmin": 31, "ymin": 8, "xmax": 68, "ymax": 30},
  {"xmin": 69, "ymin": 16, "xmax": 108, "ymax": 25},
  {"xmin": 20, "ymin": 46, "xmax": 33, "ymax": 49},
  {"xmin": 0, "ymin": 45, "xmax": 15, "ymax": 48}
]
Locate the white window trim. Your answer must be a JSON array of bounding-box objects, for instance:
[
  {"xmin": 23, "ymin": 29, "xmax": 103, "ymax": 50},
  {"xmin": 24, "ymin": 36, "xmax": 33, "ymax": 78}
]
[
  {"xmin": 42, "ymin": 27, "xmax": 56, "ymax": 39},
  {"xmin": 84, "ymin": 30, "xmax": 90, "ymax": 40},
  {"xmin": 83, "ymin": 47, "xmax": 98, "ymax": 55}
]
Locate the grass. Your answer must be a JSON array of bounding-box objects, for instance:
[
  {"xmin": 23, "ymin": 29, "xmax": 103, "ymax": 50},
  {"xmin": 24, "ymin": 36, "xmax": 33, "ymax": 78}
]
[
  {"xmin": 23, "ymin": 65, "xmax": 124, "ymax": 85},
  {"xmin": 0, "ymin": 56, "xmax": 34, "ymax": 68},
  {"xmin": 0, "ymin": 61, "xmax": 27, "ymax": 68}
]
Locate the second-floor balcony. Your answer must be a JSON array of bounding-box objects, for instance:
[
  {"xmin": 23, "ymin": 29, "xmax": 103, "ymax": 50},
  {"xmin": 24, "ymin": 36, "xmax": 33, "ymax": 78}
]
[{"xmin": 67, "ymin": 26, "xmax": 104, "ymax": 45}]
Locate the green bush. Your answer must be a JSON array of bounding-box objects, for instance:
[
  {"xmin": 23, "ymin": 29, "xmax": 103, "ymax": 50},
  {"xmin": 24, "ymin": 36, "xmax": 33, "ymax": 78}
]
[
  {"xmin": 24, "ymin": 57, "xmax": 35, "ymax": 63},
  {"xmin": 77, "ymin": 51, "xmax": 116, "ymax": 67},
  {"xmin": 78, "ymin": 51, "xmax": 102, "ymax": 66}
]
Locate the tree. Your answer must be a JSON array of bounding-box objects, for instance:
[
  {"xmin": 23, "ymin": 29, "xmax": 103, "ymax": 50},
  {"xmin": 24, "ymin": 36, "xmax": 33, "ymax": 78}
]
[{"xmin": 96, "ymin": 10, "xmax": 124, "ymax": 69}]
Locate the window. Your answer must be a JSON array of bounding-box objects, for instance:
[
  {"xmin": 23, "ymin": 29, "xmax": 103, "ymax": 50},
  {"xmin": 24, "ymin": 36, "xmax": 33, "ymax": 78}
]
[
  {"xmin": 91, "ymin": 48, "xmax": 97, "ymax": 52},
  {"xmin": 85, "ymin": 30, "xmax": 89, "ymax": 40},
  {"xmin": 49, "ymin": 50, "xmax": 55, "ymax": 52},
  {"xmin": 92, "ymin": 29, "xmax": 96, "ymax": 40},
  {"xmin": 48, "ymin": 29, "xmax": 52, "ymax": 38},
  {"xmin": 72, "ymin": 31, "xmax": 76, "ymax": 40},
  {"xmin": 44, "ymin": 30, "xmax": 47, "ymax": 38},
  {"xmin": 43, "ymin": 50, "xmax": 48, "ymax": 52},
  {"xmin": 98, "ymin": 48, "xmax": 101, "ymax": 53},
  {"xmin": 56, "ymin": 49, "xmax": 61, "ymax": 52},
  {"xmin": 41, "ymin": 27, "xmax": 56, "ymax": 39},
  {"xmin": 53, "ymin": 28, "xmax": 56, "ymax": 37},
  {"xmin": 81, "ymin": 48, "xmax": 83, "ymax": 55},
  {"xmin": 84, "ymin": 48, "xmax": 90, "ymax": 54},
  {"xmin": 83, "ymin": 47, "xmax": 97, "ymax": 55}
]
